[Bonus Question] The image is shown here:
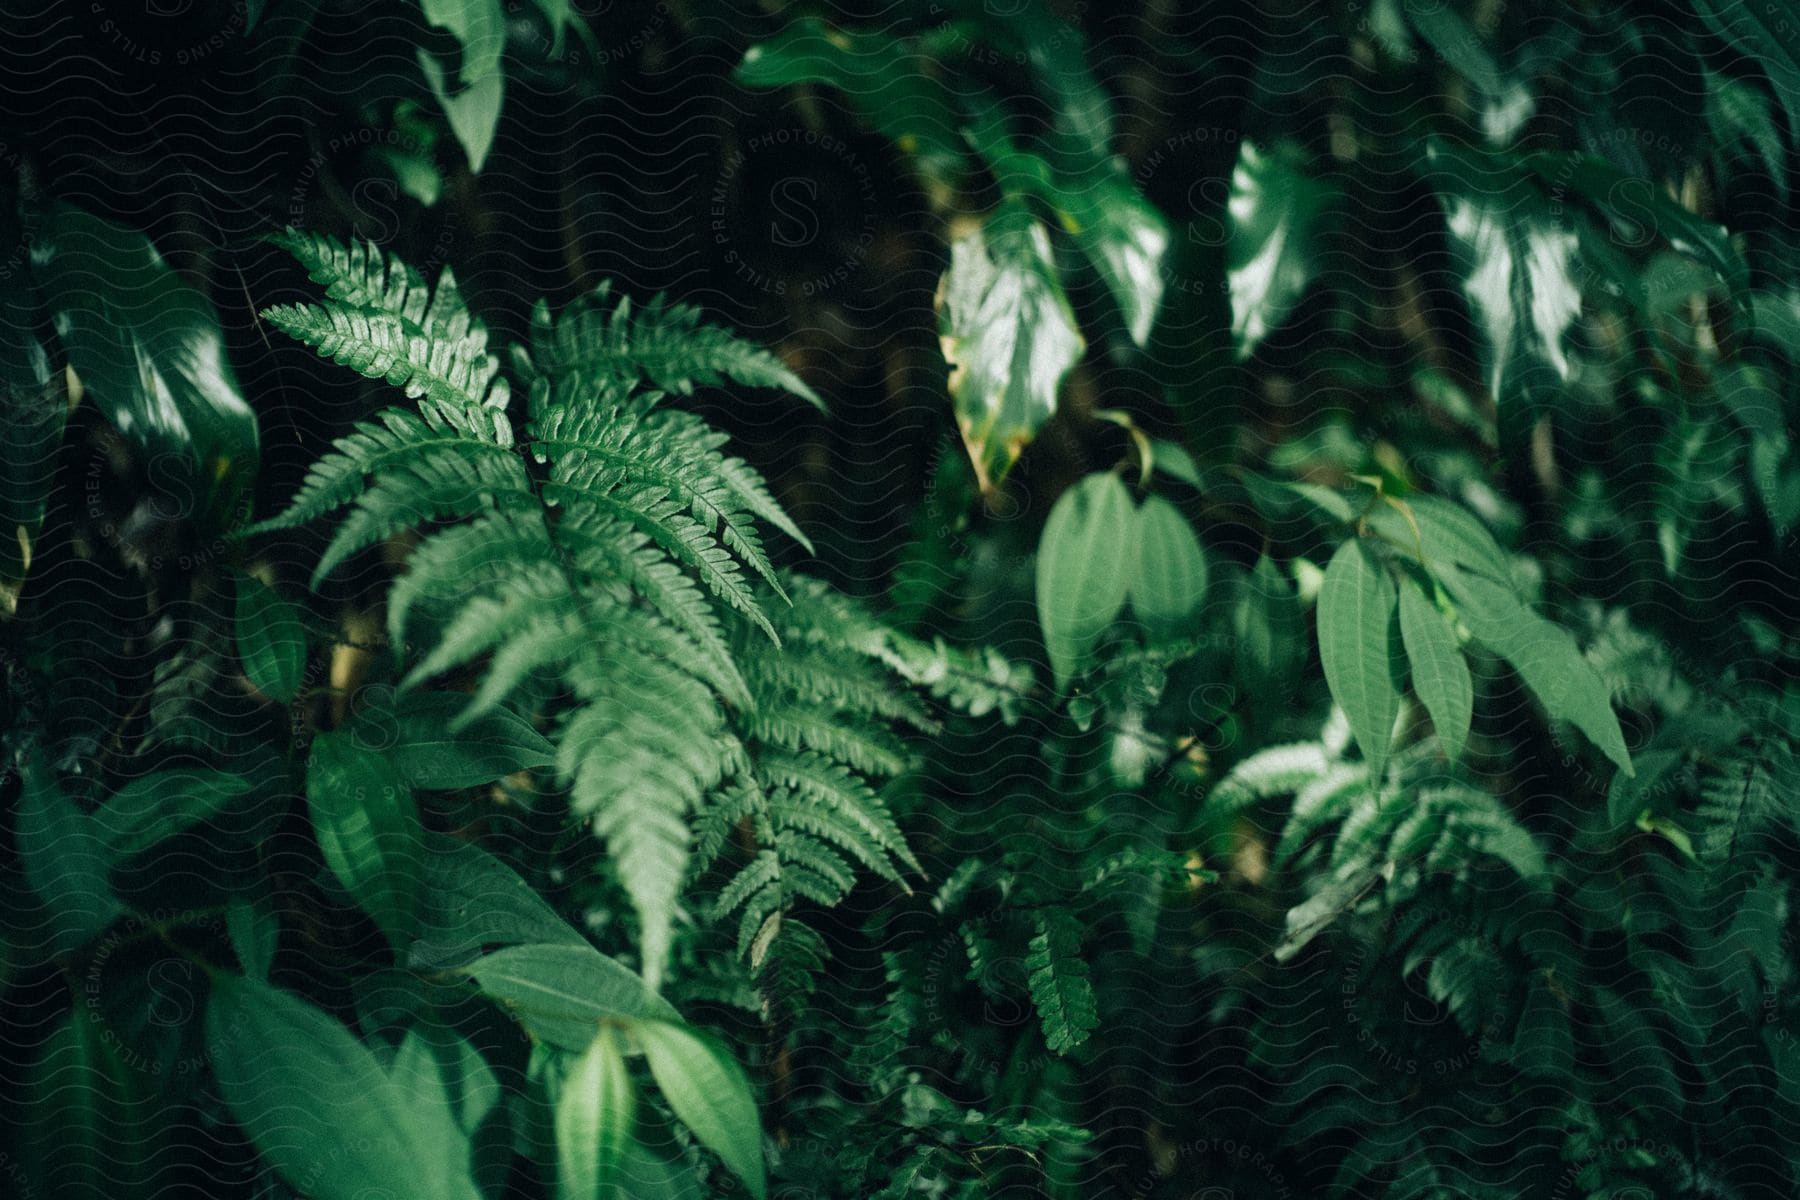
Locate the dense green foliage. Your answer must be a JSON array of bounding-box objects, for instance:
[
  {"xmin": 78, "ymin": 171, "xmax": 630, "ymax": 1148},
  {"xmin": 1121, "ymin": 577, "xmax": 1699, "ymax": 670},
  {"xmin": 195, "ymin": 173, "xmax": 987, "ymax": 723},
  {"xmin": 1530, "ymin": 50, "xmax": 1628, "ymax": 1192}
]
[{"xmin": 5, "ymin": 0, "xmax": 1800, "ymax": 1196}]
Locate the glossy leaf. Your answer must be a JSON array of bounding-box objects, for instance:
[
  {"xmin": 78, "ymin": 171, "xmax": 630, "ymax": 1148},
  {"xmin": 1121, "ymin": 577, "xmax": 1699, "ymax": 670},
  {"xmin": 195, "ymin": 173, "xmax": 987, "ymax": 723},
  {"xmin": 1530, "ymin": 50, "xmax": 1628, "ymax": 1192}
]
[
  {"xmin": 387, "ymin": 689, "xmax": 556, "ymax": 789},
  {"xmin": 938, "ymin": 202, "xmax": 1085, "ymax": 491},
  {"xmin": 1427, "ymin": 141, "xmax": 1579, "ymax": 418},
  {"xmin": 1128, "ymin": 495, "xmax": 1208, "ymax": 640},
  {"xmin": 419, "ymin": 52, "xmax": 504, "ymax": 173},
  {"xmin": 1439, "ymin": 564, "xmax": 1633, "ymax": 775},
  {"xmin": 1226, "ymin": 141, "xmax": 1335, "ymax": 359},
  {"xmin": 463, "ymin": 942, "xmax": 677, "ymax": 1048},
  {"xmin": 1397, "ymin": 579, "xmax": 1473, "ymax": 762},
  {"xmin": 306, "ymin": 731, "xmax": 424, "ymax": 942},
  {"xmin": 94, "ymin": 768, "xmax": 252, "ymax": 861},
  {"xmin": 208, "ymin": 974, "xmax": 483, "ymax": 1200},
  {"xmin": 30, "ymin": 202, "xmax": 258, "ymax": 519},
  {"xmin": 1035, "ymin": 472, "xmax": 1136, "ymax": 692},
  {"xmin": 558, "ymin": 1025, "xmax": 637, "ymax": 1200},
  {"xmin": 235, "ymin": 574, "xmax": 307, "ymax": 704},
  {"xmin": 1316, "ymin": 539, "xmax": 1400, "ymax": 780},
  {"xmin": 417, "ymin": 0, "xmax": 507, "ymax": 172},
  {"xmin": 636, "ymin": 1019, "xmax": 766, "ymax": 1200}
]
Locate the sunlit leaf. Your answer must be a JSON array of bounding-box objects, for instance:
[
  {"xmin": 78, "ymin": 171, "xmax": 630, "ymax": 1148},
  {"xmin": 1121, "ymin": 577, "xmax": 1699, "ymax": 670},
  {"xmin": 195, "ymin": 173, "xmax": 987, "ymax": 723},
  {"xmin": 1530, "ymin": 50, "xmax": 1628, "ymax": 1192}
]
[
  {"xmin": 938, "ymin": 202, "xmax": 1085, "ymax": 490},
  {"xmin": 463, "ymin": 942, "xmax": 677, "ymax": 1048},
  {"xmin": 1226, "ymin": 140, "xmax": 1336, "ymax": 359},
  {"xmin": 30, "ymin": 202, "xmax": 259, "ymax": 522},
  {"xmin": 1316, "ymin": 539, "xmax": 1400, "ymax": 780},
  {"xmin": 636, "ymin": 1019, "xmax": 766, "ymax": 1200},
  {"xmin": 1128, "ymin": 495, "xmax": 1208, "ymax": 640},
  {"xmin": 1036, "ymin": 472, "xmax": 1135, "ymax": 692},
  {"xmin": 558, "ymin": 1025, "xmax": 637, "ymax": 1200}
]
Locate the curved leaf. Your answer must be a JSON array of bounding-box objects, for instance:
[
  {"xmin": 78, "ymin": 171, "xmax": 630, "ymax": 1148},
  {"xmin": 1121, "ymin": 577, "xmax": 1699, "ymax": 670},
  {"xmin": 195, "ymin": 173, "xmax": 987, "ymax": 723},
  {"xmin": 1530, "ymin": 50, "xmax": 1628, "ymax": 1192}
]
[
  {"xmin": 1036, "ymin": 472, "xmax": 1136, "ymax": 692},
  {"xmin": 1397, "ymin": 580, "xmax": 1473, "ymax": 762},
  {"xmin": 636, "ymin": 1019, "xmax": 766, "ymax": 1200},
  {"xmin": 1128, "ymin": 495, "xmax": 1208, "ymax": 640},
  {"xmin": 235, "ymin": 575, "xmax": 307, "ymax": 704},
  {"xmin": 558, "ymin": 1025, "xmax": 637, "ymax": 1200},
  {"xmin": 306, "ymin": 732, "xmax": 423, "ymax": 942},
  {"xmin": 1317, "ymin": 539, "xmax": 1400, "ymax": 780}
]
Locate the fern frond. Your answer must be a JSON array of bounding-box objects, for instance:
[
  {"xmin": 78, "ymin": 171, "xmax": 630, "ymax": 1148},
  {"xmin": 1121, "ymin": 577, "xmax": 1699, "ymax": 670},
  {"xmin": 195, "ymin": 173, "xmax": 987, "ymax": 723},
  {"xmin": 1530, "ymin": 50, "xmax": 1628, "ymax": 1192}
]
[
  {"xmin": 1209, "ymin": 742, "xmax": 1333, "ymax": 814},
  {"xmin": 263, "ymin": 302, "xmax": 509, "ymax": 412},
  {"xmin": 526, "ymin": 281, "xmax": 822, "ymax": 407},
  {"xmin": 1025, "ymin": 907, "xmax": 1099, "ymax": 1055}
]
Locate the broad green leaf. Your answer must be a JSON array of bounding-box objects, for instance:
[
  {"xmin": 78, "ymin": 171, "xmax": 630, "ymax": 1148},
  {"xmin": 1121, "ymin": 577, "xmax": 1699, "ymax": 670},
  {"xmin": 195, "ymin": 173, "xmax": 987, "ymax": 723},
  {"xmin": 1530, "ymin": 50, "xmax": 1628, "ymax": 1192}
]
[
  {"xmin": 16, "ymin": 750, "xmax": 121, "ymax": 955},
  {"xmin": 1406, "ymin": 0, "xmax": 1504, "ymax": 94},
  {"xmin": 387, "ymin": 690, "xmax": 556, "ymax": 788},
  {"xmin": 21, "ymin": 1006, "xmax": 163, "ymax": 1199},
  {"xmin": 1607, "ymin": 748, "xmax": 1684, "ymax": 832},
  {"xmin": 1035, "ymin": 472, "xmax": 1136, "ymax": 692},
  {"xmin": 735, "ymin": 19, "xmax": 964, "ymax": 182},
  {"xmin": 464, "ymin": 942, "xmax": 677, "ymax": 1048},
  {"xmin": 1695, "ymin": 0, "xmax": 1800, "ymax": 140},
  {"xmin": 1226, "ymin": 141, "xmax": 1336, "ymax": 359},
  {"xmin": 636, "ymin": 1019, "xmax": 766, "ymax": 1200},
  {"xmin": 409, "ymin": 832, "xmax": 589, "ymax": 969},
  {"xmin": 227, "ymin": 893, "xmax": 280, "ymax": 980},
  {"xmin": 94, "ymin": 768, "xmax": 252, "ymax": 861},
  {"xmin": 558, "ymin": 1025, "xmax": 637, "ymax": 1200},
  {"xmin": 306, "ymin": 732, "xmax": 424, "ymax": 942},
  {"xmin": 1149, "ymin": 439, "xmax": 1202, "ymax": 486},
  {"xmin": 1364, "ymin": 495, "xmax": 1514, "ymax": 586},
  {"xmin": 235, "ymin": 574, "xmax": 306, "ymax": 703},
  {"xmin": 1397, "ymin": 580, "xmax": 1472, "ymax": 762},
  {"xmin": 939, "ymin": 201, "xmax": 1085, "ymax": 491},
  {"xmin": 208, "ymin": 974, "xmax": 483, "ymax": 1200},
  {"xmin": 421, "ymin": 0, "xmax": 506, "ymax": 84},
  {"xmin": 1316, "ymin": 539, "xmax": 1400, "ymax": 780},
  {"xmin": 31, "ymin": 202, "xmax": 258, "ymax": 522},
  {"xmin": 1439, "ymin": 565, "xmax": 1633, "ymax": 775},
  {"xmin": 1128, "ymin": 496, "xmax": 1208, "ymax": 640},
  {"xmin": 418, "ymin": 49, "xmax": 504, "ymax": 173},
  {"xmin": 391, "ymin": 1026, "xmax": 501, "ymax": 1142}
]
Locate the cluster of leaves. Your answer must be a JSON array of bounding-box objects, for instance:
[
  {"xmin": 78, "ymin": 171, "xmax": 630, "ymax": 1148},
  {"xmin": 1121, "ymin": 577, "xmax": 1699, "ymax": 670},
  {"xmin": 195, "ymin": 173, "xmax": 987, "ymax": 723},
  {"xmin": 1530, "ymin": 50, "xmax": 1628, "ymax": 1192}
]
[{"xmin": 8, "ymin": 0, "xmax": 1800, "ymax": 1198}]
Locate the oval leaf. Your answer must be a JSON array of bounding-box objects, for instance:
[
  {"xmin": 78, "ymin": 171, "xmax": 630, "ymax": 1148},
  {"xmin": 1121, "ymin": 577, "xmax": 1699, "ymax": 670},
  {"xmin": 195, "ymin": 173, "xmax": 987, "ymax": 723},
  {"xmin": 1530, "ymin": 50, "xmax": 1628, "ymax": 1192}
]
[
  {"xmin": 408, "ymin": 832, "xmax": 588, "ymax": 969},
  {"xmin": 236, "ymin": 575, "xmax": 306, "ymax": 703},
  {"xmin": 306, "ymin": 732, "xmax": 423, "ymax": 942},
  {"xmin": 22, "ymin": 1007, "xmax": 162, "ymax": 1199},
  {"xmin": 1397, "ymin": 580, "xmax": 1473, "ymax": 762},
  {"xmin": 463, "ymin": 942, "xmax": 677, "ymax": 1048},
  {"xmin": 636, "ymin": 1019, "xmax": 766, "ymax": 1200},
  {"xmin": 388, "ymin": 690, "xmax": 556, "ymax": 789},
  {"xmin": 1317, "ymin": 539, "xmax": 1400, "ymax": 780},
  {"xmin": 207, "ymin": 974, "xmax": 482, "ymax": 1200},
  {"xmin": 939, "ymin": 202, "xmax": 1085, "ymax": 491},
  {"xmin": 1036, "ymin": 472, "xmax": 1136, "ymax": 692},
  {"xmin": 557, "ymin": 1025, "xmax": 637, "ymax": 1200},
  {"xmin": 95, "ymin": 768, "xmax": 252, "ymax": 862},
  {"xmin": 1128, "ymin": 495, "xmax": 1208, "ymax": 641},
  {"xmin": 31, "ymin": 202, "xmax": 258, "ymax": 521}
]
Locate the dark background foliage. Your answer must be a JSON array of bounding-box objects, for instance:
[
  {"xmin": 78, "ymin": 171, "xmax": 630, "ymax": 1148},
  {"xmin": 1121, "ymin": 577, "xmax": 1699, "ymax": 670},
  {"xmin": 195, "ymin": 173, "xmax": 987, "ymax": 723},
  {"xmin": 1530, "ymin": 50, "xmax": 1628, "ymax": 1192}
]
[{"xmin": 4, "ymin": 0, "xmax": 1800, "ymax": 1197}]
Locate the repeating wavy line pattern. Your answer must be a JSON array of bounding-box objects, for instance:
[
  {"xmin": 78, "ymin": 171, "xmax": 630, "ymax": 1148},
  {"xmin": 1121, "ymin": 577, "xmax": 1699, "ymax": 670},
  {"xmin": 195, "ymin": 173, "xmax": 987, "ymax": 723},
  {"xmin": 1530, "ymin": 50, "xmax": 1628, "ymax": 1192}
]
[{"xmin": 4, "ymin": 0, "xmax": 1800, "ymax": 1197}]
